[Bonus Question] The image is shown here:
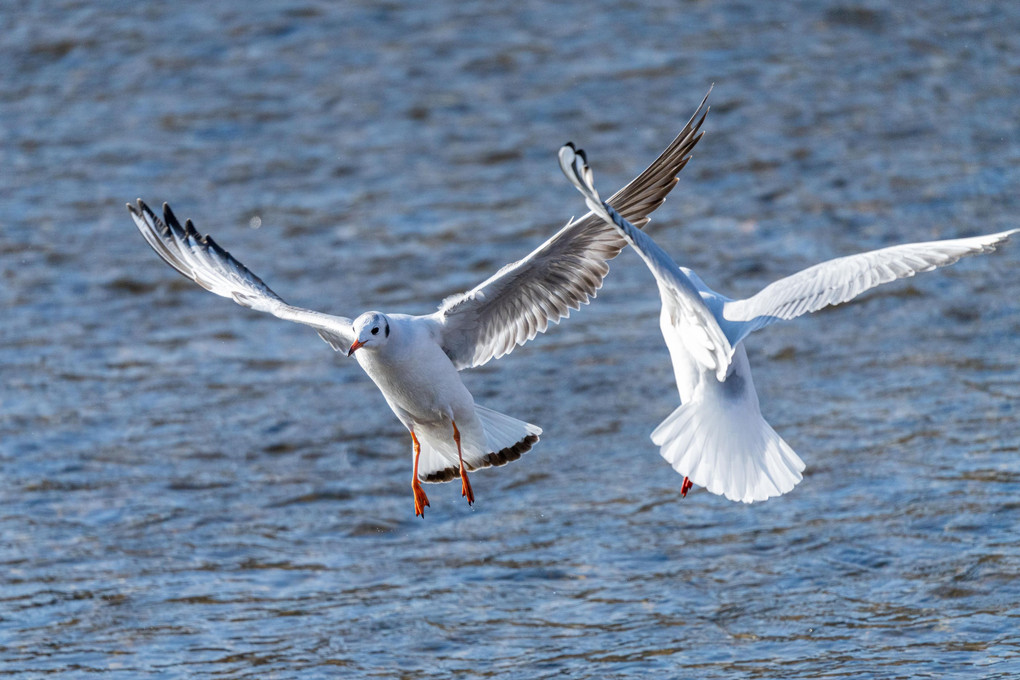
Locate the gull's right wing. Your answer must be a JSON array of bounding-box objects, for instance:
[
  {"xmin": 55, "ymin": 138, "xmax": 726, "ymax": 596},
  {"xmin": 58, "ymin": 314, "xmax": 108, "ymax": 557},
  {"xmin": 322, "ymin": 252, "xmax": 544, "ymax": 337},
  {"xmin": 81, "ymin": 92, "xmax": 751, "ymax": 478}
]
[
  {"xmin": 721, "ymin": 229, "xmax": 1019, "ymax": 347},
  {"xmin": 128, "ymin": 199, "xmax": 356, "ymax": 353}
]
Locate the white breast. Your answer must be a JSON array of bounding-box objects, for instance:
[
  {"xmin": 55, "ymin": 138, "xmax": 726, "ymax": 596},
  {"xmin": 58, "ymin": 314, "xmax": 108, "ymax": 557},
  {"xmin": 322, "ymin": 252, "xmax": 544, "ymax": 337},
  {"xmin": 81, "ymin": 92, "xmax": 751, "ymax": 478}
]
[{"xmin": 357, "ymin": 317, "xmax": 474, "ymax": 426}]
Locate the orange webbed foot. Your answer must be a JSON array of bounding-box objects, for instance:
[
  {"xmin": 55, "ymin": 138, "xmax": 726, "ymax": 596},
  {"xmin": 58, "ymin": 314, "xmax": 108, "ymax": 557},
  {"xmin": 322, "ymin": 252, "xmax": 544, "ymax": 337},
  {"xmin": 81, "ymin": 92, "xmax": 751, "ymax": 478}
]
[
  {"xmin": 461, "ymin": 472, "xmax": 474, "ymax": 506},
  {"xmin": 413, "ymin": 480, "xmax": 430, "ymax": 518},
  {"xmin": 681, "ymin": 476, "xmax": 693, "ymax": 498}
]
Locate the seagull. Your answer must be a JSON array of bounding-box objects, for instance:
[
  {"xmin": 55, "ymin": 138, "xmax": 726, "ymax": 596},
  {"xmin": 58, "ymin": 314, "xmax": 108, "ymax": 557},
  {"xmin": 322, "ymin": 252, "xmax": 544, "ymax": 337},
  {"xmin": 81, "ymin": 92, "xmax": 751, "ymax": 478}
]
[
  {"xmin": 128, "ymin": 93, "xmax": 709, "ymax": 517},
  {"xmin": 559, "ymin": 142, "xmax": 1018, "ymax": 504}
]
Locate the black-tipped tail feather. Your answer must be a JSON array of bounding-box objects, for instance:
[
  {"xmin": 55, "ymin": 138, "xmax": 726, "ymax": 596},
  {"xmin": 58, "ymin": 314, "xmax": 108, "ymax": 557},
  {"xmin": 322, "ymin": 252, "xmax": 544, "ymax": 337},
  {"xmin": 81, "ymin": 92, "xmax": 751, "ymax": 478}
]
[{"xmin": 422, "ymin": 432, "xmax": 540, "ymax": 483}]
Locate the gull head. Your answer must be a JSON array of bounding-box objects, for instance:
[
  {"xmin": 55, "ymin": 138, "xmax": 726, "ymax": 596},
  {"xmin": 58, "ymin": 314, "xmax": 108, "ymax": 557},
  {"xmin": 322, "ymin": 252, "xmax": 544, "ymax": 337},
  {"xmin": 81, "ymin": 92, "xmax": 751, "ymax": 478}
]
[{"xmin": 348, "ymin": 312, "xmax": 391, "ymax": 356}]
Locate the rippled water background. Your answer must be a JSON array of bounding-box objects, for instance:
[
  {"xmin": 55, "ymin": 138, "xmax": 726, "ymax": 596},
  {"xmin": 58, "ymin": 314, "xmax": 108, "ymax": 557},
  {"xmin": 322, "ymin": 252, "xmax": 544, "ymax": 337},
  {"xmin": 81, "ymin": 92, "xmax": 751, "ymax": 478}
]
[{"xmin": 3, "ymin": 1, "xmax": 1020, "ymax": 677}]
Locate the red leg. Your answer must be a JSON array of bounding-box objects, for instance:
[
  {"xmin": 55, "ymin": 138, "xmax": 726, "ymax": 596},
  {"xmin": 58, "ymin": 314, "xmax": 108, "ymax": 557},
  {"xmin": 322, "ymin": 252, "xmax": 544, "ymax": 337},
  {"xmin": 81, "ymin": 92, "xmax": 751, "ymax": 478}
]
[
  {"xmin": 452, "ymin": 421, "xmax": 474, "ymax": 505},
  {"xmin": 681, "ymin": 476, "xmax": 693, "ymax": 498},
  {"xmin": 410, "ymin": 430, "xmax": 430, "ymax": 518}
]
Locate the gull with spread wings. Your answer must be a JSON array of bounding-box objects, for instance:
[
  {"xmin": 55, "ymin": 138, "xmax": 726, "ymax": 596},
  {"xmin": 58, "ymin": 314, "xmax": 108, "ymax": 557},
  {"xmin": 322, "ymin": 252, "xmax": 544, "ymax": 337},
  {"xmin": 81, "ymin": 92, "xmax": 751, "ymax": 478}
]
[
  {"xmin": 559, "ymin": 141, "xmax": 1017, "ymax": 504},
  {"xmin": 129, "ymin": 93, "xmax": 709, "ymax": 517}
]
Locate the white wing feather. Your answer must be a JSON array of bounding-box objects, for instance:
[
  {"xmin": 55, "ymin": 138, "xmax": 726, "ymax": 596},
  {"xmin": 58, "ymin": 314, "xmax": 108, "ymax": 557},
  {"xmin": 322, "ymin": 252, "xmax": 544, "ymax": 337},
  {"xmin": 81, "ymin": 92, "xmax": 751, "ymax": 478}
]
[
  {"xmin": 558, "ymin": 143, "xmax": 735, "ymax": 381},
  {"xmin": 128, "ymin": 199, "xmax": 356, "ymax": 352},
  {"xmin": 721, "ymin": 229, "xmax": 1019, "ymax": 346}
]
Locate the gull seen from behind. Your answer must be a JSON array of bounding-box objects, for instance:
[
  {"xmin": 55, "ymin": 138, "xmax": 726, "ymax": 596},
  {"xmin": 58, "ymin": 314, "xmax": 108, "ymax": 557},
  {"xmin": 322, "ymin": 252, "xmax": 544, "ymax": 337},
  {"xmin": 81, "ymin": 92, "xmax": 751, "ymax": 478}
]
[
  {"xmin": 129, "ymin": 93, "xmax": 710, "ymax": 517},
  {"xmin": 559, "ymin": 142, "xmax": 1018, "ymax": 503}
]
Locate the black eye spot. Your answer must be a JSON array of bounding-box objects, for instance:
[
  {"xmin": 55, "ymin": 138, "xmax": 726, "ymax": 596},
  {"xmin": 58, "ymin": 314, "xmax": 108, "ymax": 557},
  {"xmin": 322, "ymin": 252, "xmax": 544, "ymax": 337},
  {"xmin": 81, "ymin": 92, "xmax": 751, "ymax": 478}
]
[{"xmin": 371, "ymin": 327, "xmax": 379, "ymax": 335}]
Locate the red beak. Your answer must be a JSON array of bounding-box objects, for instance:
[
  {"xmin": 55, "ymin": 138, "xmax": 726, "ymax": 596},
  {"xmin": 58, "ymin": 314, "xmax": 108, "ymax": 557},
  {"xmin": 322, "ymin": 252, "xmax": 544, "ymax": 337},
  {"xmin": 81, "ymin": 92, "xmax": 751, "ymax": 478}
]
[{"xmin": 347, "ymin": 339, "xmax": 364, "ymax": 357}]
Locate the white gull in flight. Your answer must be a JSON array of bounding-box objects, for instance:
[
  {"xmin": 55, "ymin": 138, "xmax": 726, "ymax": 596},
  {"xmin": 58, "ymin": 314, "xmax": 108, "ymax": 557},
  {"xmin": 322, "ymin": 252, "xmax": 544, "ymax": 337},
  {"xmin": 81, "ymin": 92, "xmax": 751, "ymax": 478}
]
[
  {"xmin": 129, "ymin": 94, "xmax": 709, "ymax": 517},
  {"xmin": 559, "ymin": 142, "xmax": 1017, "ymax": 503}
]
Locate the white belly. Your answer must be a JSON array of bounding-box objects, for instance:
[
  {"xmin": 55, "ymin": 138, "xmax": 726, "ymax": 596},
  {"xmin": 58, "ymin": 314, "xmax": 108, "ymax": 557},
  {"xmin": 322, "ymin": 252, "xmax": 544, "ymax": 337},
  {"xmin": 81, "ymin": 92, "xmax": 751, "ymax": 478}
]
[{"xmin": 357, "ymin": 331, "xmax": 474, "ymax": 428}]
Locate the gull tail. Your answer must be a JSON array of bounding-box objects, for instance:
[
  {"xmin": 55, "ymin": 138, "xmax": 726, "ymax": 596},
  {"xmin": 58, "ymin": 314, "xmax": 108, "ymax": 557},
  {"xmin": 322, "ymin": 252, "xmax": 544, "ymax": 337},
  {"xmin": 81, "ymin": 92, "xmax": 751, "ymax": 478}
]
[
  {"xmin": 651, "ymin": 398, "xmax": 805, "ymax": 503},
  {"xmin": 418, "ymin": 406, "xmax": 542, "ymax": 483},
  {"xmin": 474, "ymin": 405, "xmax": 542, "ymax": 469}
]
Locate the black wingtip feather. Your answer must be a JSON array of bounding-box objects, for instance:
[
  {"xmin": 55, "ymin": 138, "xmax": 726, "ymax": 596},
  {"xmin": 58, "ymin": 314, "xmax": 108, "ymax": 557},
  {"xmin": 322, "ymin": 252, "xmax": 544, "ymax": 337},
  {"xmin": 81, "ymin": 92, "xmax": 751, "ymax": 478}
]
[
  {"xmin": 134, "ymin": 199, "xmax": 166, "ymax": 234},
  {"xmin": 162, "ymin": 202, "xmax": 185, "ymax": 231}
]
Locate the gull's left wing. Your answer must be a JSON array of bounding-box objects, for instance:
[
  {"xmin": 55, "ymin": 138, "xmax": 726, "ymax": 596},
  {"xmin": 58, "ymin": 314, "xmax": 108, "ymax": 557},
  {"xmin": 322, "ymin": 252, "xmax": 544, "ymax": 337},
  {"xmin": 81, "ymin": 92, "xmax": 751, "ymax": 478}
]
[
  {"xmin": 558, "ymin": 143, "xmax": 735, "ymax": 382},
  {"xmin": 435, "ymin": 90, "xmax": 710, "ymax": 369}
]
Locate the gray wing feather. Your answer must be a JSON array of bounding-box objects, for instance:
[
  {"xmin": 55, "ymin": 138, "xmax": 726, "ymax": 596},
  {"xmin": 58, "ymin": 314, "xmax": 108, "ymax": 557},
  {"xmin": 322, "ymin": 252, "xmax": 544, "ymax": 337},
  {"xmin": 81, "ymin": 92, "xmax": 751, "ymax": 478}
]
[
  {"xmin": 436, "ymin": 90, "xmax": 710, "ymax": 369},
  {"xmin": 128, "ymin": 199, "xmax": 355, "ymax": 351}
]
